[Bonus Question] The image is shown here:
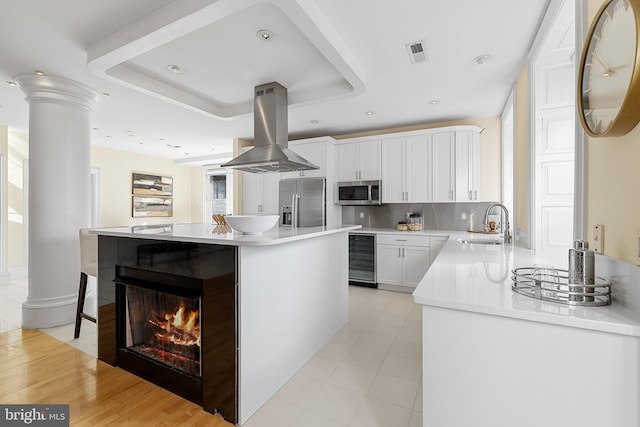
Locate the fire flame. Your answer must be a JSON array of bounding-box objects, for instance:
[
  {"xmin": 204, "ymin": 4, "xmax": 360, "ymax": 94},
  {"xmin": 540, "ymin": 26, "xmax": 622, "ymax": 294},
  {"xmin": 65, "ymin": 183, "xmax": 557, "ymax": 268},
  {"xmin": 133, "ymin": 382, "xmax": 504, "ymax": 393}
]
[{"xmin": 152, "ymin": 303, "xmax": 200, "ymax": 347}]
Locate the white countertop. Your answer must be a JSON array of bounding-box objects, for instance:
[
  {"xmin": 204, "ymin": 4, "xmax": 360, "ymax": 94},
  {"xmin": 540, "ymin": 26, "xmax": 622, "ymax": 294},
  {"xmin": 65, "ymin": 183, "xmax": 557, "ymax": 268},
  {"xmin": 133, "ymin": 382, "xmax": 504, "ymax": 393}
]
[
  {"xmin": 412, "ymin": 232, "xmax": 640, "ymax": 337},
  {"xmin": 91, "ymin": 223, "xmax": 361, "ymax": 246}
]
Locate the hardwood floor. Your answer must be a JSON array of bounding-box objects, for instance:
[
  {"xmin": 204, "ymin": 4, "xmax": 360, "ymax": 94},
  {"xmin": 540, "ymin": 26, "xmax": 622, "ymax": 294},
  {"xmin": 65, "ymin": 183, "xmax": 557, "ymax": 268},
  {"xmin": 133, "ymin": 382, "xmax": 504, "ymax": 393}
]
[{"xmin": 0, "ymin": 329, "xmax": 235, "ymax": 426}]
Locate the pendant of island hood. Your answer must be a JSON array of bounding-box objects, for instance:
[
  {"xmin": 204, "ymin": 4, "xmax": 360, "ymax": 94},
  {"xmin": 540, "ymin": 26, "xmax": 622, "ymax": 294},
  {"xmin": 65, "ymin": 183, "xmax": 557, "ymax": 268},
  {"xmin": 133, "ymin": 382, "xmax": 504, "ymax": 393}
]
[{"xmin": 221, "ymin": 82, "xmax": 319, "ymax": 173}]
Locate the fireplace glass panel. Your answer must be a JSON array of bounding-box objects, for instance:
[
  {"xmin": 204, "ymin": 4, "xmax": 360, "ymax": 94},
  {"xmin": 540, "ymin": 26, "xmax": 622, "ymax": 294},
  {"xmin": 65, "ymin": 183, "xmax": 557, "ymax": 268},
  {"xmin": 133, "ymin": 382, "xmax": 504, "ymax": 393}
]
[{"xmin": 124, "ymin": 285, "xmax": 201, "ymax": 378}]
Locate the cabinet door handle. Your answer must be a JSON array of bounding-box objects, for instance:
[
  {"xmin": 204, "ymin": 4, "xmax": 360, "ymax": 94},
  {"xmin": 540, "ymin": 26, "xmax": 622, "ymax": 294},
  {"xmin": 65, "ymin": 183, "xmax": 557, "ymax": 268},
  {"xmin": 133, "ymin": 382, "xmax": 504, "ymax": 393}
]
[
  {"xmin": 402, "ymin": 248, "xmax": 405, "ymax": 257},
  {"xmin": 450, "ymin": 190, "xmax": 454, "ymax": 200},
  {"xmin": 474, "ymin": 190, "xmax": 478, "ymax": 200},
  {"xmin": 396, "ymin": 239, "xmax": 408, "ymax": 242},
  {"xmin": 469, "ymin": 191, "xmax": 472, "ymax": 200},
  {"xmin": 398, "ymin": 247, "xmax": 402, "ymax": 257}
]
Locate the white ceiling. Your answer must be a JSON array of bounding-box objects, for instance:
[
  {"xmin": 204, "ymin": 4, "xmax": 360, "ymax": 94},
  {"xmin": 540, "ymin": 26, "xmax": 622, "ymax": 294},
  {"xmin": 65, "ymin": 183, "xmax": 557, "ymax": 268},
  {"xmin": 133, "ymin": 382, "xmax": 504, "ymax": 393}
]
[{"xmin": 0, "ymin": 0, "xmax": 550, "ymax": 162}]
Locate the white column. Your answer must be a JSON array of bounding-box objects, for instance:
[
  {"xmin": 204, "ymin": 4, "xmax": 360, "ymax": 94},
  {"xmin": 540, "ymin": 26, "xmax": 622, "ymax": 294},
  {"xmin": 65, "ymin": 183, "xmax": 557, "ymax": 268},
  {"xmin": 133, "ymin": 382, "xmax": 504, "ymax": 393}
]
[{"xmin": 16, "ymin": 74, "xmax": 100, "ymax": 329}]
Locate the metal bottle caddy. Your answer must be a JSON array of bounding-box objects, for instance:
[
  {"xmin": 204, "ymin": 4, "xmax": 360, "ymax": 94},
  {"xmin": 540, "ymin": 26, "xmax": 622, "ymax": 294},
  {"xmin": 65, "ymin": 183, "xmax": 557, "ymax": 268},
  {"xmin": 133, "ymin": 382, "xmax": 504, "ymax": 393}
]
[{"xmin": 511, "ymin": 267, "xmax": 611, "ymax": 307}]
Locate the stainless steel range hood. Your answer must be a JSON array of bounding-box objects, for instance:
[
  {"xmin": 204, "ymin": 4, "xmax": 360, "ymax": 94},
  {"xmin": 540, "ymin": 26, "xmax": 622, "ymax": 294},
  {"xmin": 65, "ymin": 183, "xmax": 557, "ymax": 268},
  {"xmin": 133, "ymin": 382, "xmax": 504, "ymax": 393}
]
[{"xmin": 221, "ymin": 82, "xmax": 319, "ymax": 173}]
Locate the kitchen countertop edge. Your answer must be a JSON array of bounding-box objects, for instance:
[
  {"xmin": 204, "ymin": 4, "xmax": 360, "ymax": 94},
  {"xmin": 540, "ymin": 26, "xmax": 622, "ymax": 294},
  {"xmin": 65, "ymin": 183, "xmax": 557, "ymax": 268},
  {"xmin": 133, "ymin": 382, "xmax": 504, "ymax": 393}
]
[
  {"xmin": 91, "ymin": 223, "xmax": 362, "ymax": 246},
  {"xmin": 411, "ymin": 232, "xmax": 640, "ymax": 338}
]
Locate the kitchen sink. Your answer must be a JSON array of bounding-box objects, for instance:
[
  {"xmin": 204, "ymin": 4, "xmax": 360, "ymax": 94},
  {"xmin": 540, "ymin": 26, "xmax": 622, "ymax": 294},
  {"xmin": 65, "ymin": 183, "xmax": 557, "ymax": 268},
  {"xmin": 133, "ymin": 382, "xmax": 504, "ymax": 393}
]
[{"xmin": 457, "ymin": 238, "xmax": 503, "ymax": 245}]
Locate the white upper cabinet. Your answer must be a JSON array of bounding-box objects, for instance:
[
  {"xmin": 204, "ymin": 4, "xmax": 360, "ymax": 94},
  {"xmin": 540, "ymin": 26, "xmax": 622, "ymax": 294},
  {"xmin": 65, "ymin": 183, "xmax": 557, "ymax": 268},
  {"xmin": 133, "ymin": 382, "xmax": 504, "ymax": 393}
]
[
  {"xmin": 336, "ymin": 139, "xmax": 381, "ymax": 181},
  {"xmin": 381, "ymin": 134, "xmax": 431, "ymax": 203},
  {"xmin": 454, "ymin": 130, "xmax": 481, "ymax": 201},
  {"xmin": 242, "ymin": 172, "xmax": 279, "ymax": 214},
  {"xmin": 281, "ymin": 139, "xmax": 327, "ymax": 179},
  {"xmin": 432, "ymin": 131, "xmax": 456, "ymax": 202},
  {"xmin": 431, "ymin": 126, "xmax": 482, "ymax": 202}
]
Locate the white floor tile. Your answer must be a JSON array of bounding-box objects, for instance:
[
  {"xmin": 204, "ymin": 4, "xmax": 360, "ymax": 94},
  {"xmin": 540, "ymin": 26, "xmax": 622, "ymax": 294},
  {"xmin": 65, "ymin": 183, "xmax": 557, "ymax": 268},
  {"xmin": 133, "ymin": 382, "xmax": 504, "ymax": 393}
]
[
  {"xmin": 326, "ymin": 360, "xmax": 378, "ymax": 394},
  {"xmin": 350, "ymin": 396, "xmax": 412, "ymax": 427},
  {"xmin": 380, "ymin": 354, "xmax": 422, "ymax": 383},
  {"xmin": 305, "ymin": 383, "xmax": 364, "ymax": 425},
  {"xmin": 389, "ymin": 337, "xmax": 422, "ymax": 361},
  {"xmin": 355, "ymin": 331, "xmax": 396, "ymax": 353},
  {"xmin": 341, "ymin": 346, "xmax": 387, "ymax": 372},
  {"xmin": 316, "ymin": 338, "xmax": 355, "ymax": 361},
  {"xmin": 366, "ymin": 372, "xmax": 420, "ymax": 410},
  {"xmin": 273, "ymin": 373, "xmax": 324, "ymax": 408},
  {"xmin": 290, "ymin": 409, "xmax": 348, "ymax": 427},
  {"xmin": 297, "ymin": 354, "xmax": 341, "ymax": 382},
  {"xmin": 243, "ymin": 397, "xmax": 302, "ymax": 427}
]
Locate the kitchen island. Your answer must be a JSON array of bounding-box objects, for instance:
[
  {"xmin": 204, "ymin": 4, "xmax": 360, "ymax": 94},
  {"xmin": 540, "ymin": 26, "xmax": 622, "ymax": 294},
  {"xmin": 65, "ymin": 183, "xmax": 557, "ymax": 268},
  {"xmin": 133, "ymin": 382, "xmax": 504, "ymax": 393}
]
[
  {"xmin": 93, "ymin": 223, "xmax": 360, "ymax": 426},
  {"xmin": 413, "ymin": 234, "xmax": 640, "ymax": 427}
]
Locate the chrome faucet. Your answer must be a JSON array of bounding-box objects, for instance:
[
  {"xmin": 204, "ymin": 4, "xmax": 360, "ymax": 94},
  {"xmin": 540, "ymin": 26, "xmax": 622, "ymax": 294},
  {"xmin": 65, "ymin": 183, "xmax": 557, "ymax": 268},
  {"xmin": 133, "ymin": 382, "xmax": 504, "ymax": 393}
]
[{"xmin": 484, "ymin": 203, "xmax": 512, "ymax": 244}]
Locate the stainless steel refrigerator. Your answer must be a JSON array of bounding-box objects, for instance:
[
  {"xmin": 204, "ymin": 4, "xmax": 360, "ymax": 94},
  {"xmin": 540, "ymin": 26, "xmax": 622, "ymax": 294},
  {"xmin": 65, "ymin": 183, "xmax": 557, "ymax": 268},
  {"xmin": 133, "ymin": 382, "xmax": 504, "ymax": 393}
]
[{"xmin": 279, "ymin": 178, "xmax": 326, "ymax": 227}]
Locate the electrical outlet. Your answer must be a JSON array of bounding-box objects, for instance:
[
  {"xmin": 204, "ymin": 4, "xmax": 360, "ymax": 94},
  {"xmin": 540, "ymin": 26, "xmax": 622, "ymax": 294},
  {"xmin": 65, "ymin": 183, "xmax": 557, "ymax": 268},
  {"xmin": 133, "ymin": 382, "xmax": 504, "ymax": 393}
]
[
  {"xmin": 359, "ymin": 212, "xmax": 365, "ymax": 219},
  {"xmin": 593, "ymin": 224, "xmax": 604, "ymax": 253},
  {"xmin": 461, "ymin": 212, "xmax": 467, "ymax": 221}
]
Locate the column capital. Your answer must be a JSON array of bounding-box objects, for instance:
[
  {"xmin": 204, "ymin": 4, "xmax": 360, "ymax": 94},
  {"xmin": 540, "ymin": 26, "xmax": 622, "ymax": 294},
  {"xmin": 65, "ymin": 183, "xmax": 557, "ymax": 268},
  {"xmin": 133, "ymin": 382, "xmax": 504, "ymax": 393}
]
[{"xmin": 15, "ymin": 73, "xmax": 101, "ymax": 112}]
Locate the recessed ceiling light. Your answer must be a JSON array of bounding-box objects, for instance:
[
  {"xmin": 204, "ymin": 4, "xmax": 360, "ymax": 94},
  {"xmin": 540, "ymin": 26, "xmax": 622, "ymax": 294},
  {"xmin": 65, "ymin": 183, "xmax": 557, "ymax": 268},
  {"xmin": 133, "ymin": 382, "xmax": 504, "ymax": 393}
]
[
  {"xmin": 106, "ymin": 135, "xmax": 112, "ymax": 139},
  {"xmin": 365, "ymin": 111, "xmax": 375, "ymax": 116},
  {"xmin": 167, "ymin": 64, "xmax": 184, "ymax": 74},
  {"xmin": 429, "ymin": 100, "xmax": 440, "ymax": 105},
  {"xmin": 473, "ymin": 55, "xmax": 491, "ymax": 65},
  {"xmin": 256, "ymin": 29, "xmax": 274, "ymax": 41},
  {"xmin": 102, "ymin": 92, "xmax": 110, "ymax": 97},
  {"xmin": 310, "ymin": 120, "xmax": 320, "ymax": 124},
  {"xmin": 93, "ymin": 127, "xmax": 100, "ymax": 131},
  {"xmin": 6, "ymin": 81, "xmax": 18, "ymax": 87},
  {"xmin": 34, "ymin": 70, "xmax": 45, "ymax": 76}
]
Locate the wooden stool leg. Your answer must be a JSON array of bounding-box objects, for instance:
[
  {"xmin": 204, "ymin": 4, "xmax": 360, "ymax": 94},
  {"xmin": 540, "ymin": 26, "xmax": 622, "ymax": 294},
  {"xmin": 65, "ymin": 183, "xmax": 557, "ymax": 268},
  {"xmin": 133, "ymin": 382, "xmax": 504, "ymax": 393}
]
[{"xmin": 74, "ymin": 272, "xmax": 88, "ymax": 339}]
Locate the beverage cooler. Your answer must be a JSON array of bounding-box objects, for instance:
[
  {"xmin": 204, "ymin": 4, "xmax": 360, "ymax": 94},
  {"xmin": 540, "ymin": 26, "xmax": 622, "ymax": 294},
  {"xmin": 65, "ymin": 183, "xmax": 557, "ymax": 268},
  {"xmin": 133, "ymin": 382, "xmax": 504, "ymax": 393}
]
[{"xmin": 348, "ymin": 233, "xmax": 376, "ymax": 287}]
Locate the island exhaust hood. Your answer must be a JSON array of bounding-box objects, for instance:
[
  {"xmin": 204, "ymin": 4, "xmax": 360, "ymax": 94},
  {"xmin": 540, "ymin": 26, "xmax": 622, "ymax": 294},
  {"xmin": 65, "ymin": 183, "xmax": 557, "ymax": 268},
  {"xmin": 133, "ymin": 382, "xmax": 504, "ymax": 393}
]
[{"xmin": 221, "ymin": 82, "xmax": 319, "ymax": 173}]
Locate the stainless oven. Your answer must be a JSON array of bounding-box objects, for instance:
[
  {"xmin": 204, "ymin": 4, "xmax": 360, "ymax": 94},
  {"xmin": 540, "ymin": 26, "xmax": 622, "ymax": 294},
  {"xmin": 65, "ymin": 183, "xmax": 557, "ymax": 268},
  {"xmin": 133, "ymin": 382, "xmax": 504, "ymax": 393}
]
[
  {"xmin": 336, "ymin": 180, "xmax": 382, "ymax": 205},
  {"xmin": 349, "ymin": 233, "xmax": 376, "ymax": 287}
]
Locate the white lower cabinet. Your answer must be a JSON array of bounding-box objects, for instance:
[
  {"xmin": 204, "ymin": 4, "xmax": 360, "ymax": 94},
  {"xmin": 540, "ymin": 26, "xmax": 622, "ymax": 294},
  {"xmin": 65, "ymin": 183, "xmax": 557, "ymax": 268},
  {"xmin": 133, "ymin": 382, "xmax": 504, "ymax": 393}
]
[{"xmin": 377, "ymin": 234, "xmax": 431, "ymax": 292}]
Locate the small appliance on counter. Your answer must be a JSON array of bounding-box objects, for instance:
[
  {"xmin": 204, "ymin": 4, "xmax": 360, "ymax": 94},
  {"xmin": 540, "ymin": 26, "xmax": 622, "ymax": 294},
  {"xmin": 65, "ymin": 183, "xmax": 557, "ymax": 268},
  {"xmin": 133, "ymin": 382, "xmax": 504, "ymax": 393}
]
[{"xmin": 279, "ymin": 177, "xmax": 326, "ymax": 227}]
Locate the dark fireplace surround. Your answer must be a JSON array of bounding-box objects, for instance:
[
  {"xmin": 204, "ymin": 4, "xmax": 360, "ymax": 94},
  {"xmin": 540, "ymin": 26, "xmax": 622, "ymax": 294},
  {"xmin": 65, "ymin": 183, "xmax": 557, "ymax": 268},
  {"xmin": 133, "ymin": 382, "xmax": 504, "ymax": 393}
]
[{"xmin": 97, "ymin": 236, "xmax": 237, "ymax": 424}]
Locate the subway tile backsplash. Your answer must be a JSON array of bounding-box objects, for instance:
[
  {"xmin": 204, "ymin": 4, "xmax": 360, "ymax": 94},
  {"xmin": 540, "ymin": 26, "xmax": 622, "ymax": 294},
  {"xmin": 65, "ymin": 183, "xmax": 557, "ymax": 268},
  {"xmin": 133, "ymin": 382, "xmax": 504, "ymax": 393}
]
[{"xmin": 342, "ymin": 202, "xmax": 501, "ymax": 231}]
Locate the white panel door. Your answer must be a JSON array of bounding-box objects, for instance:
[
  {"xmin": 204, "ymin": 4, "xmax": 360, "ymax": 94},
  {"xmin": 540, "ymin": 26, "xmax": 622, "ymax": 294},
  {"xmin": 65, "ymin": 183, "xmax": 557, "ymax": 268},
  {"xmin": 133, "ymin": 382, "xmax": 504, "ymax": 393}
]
[
  {"xmin": 403, "ymin": 246, "xmax": 431, "ymax": 287},
  {"xmin": 262, "ymin": 173, "xmax": 280, "ymax": 214},
  {"xmin": 455, "ymin": 131, "xmax": 472, "ymax": 201},
  {"xmin": 376, "ymin": 245, "xmax": 402, "ymax": 285},
  {"xmin": 405, "ymin": 134, "xmax": 431, "ymax": 202},
  {"xmin": 242, "ymin": 172, "xmax": 262, "ymax": 214},
  {"xmin": 432, "ymin": 132, "xmax": 455, "ymax": 201},
  {"xmin": 359, "ymin": 140, "xmax": 381, "ymax": 180},
  {"xmin": 381, "ymin": 137, "xmax": 404, "ymax": 202},
  {"xmin": 336, "ymin": 142, "xmax": 359, "ymax": 181}
]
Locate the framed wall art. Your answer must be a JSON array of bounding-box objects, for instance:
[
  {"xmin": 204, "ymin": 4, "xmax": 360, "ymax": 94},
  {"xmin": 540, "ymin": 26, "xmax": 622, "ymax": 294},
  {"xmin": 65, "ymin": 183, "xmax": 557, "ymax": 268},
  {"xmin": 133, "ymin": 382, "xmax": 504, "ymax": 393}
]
[
  {"xmin": 132, "ymin": 196, "xmax": 173, "ymax": 217},
  {"xmin": 132, "ymin": 173, "xmax": 173, "ymax": 196}
]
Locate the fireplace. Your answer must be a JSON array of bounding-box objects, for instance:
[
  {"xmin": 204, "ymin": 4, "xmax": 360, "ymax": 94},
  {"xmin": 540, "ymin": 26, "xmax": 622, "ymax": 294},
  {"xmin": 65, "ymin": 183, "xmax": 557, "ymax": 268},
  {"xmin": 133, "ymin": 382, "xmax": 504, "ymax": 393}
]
[
  {"xmin": 98, "ymin": 238, "xmax": 237, "ymax": 424},
  {"xmin": 123, "ymin": 285, "xmax": 201, "ymax": 378}
]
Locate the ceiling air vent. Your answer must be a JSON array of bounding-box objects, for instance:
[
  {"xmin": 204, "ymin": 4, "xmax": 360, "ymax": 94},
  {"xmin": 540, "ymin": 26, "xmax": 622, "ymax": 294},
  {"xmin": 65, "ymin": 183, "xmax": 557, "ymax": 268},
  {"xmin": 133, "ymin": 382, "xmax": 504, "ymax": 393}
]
[{"xmin": 406, "ymin": 40, "xmax": 427, "ymax": 64}]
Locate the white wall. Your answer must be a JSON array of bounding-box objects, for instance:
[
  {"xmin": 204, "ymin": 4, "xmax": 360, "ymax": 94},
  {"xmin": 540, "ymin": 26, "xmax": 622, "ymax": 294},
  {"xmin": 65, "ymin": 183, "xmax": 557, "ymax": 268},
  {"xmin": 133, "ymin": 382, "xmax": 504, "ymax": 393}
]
[{"xmin": 91, "ymin": 145, "xmax": 200, "ymax": 227}]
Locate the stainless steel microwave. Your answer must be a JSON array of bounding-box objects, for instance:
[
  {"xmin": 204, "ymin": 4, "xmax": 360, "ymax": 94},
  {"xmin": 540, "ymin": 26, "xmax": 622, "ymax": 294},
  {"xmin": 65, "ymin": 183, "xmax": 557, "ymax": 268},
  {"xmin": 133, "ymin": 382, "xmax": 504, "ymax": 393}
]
[{"xmin": 336, "ymin": 180, "xmax": 382, "ymax": 205}]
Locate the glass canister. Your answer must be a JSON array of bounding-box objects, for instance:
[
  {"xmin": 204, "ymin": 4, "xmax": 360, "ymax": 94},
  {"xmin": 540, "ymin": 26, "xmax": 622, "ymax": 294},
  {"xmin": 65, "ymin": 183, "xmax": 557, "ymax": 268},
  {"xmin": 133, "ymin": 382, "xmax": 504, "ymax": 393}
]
[{"xmin": 408, "ymin": 214, "xmax": 423, "ymax": 231}]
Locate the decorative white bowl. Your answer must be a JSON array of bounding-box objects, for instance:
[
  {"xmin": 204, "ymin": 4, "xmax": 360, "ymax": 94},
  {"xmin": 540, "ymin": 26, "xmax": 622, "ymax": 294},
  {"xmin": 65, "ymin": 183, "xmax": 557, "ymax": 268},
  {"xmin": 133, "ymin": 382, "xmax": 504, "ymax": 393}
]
[{"xmin": 225, "ymin": 215, "xmax": 279, "ymax": 235}]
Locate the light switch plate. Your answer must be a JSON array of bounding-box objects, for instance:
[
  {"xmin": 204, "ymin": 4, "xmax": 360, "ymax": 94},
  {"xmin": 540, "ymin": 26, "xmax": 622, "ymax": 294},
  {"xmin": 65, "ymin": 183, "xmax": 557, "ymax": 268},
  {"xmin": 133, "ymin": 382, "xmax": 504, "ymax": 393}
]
[{"xmin": 593, "ymin": 224, "xmax": 603, "ymax": 253}]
